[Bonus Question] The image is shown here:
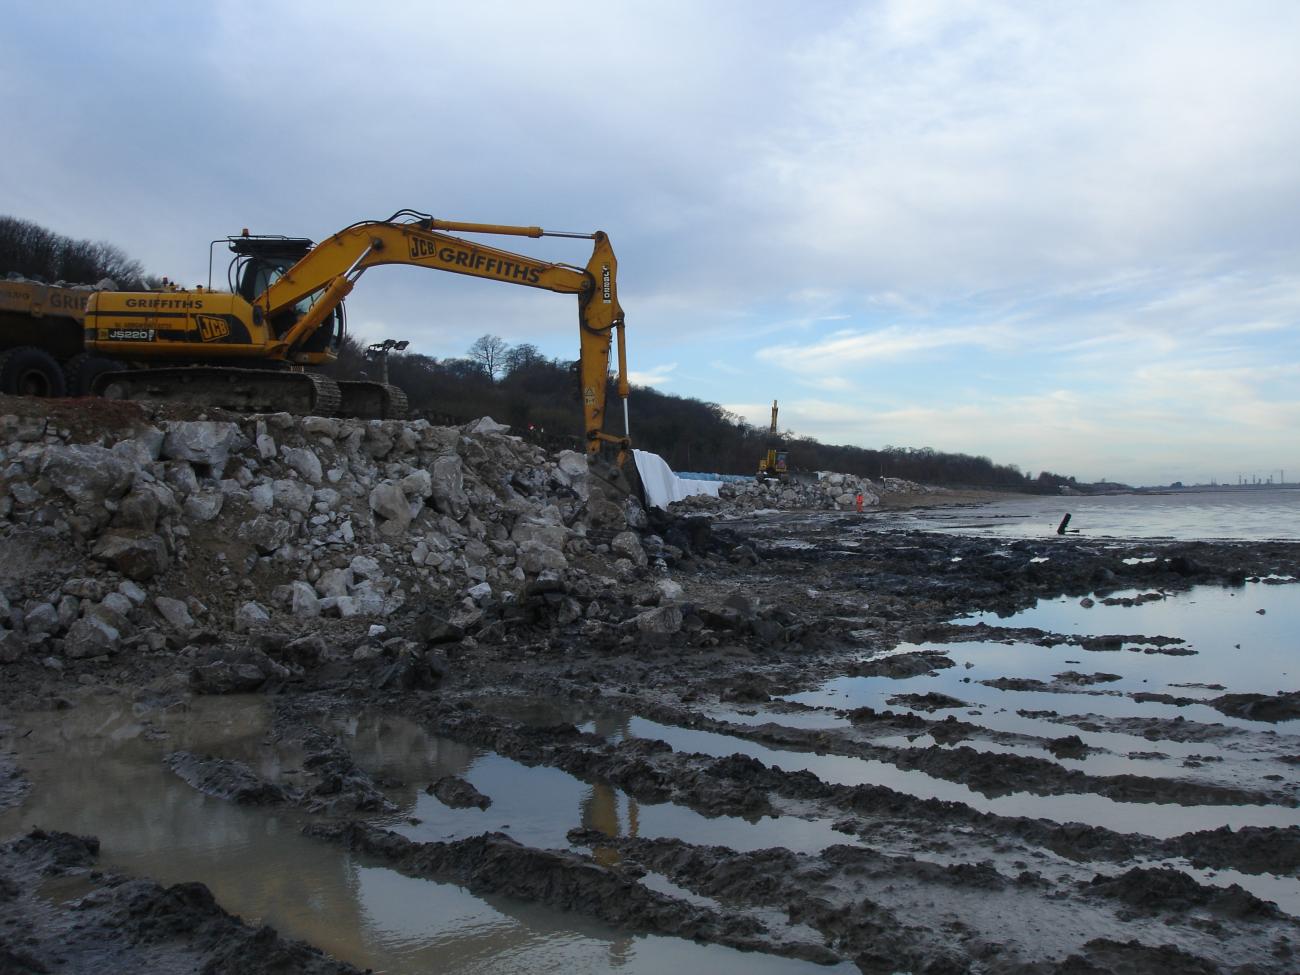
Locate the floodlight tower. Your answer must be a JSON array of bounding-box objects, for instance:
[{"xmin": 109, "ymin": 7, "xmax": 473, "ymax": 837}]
[{"xmin": 365, "ymin": 339, "xmax": 409, "ymax": 385}]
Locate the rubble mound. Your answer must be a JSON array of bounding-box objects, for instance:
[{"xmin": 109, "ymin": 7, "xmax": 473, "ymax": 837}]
[
  {"xmin": 672, "ymin": 472, "xmax": 935, "ymax": 514},
  {"xmin": 0, "ymin": 398, "xmax": 654, "ymax": 670}
]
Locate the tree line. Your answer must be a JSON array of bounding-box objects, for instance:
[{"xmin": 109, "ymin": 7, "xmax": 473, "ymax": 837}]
[
  {"xmin": 0, "ymin": 215, "xmax": 154, "ymax": 289},
  {"xmin": 327, "ymin": 332, "xmax": 1058, "ymax": 491}
]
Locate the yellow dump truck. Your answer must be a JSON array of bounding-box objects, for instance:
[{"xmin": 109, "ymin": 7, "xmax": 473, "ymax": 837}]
[{"xmin": 0, "ymin": 277, "xmax": 95, "ymax": 396}]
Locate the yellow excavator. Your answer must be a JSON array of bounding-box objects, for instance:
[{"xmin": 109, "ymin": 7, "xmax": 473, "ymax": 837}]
[
  {"xmin": 757, "ymin": 399, "xmax": 788, "ymax": 480},
  {"xmin": 66, "ymin": 210, "xmax": 631, "ymax": 457}
]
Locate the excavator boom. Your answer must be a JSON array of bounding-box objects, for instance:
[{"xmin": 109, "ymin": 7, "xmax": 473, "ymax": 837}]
[{"xmin": 258, "ymin": 215, "xmax": 629, "ymax": 456}]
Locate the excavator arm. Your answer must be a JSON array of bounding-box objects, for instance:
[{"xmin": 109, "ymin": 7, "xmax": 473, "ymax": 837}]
[{"xmin": 257, "ymin": 213, "xmax": 630, "ymax": 457}]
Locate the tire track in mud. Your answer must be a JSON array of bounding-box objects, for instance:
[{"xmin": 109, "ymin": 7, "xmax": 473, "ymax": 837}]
[
  {"xmin": 390, "ymin": 697, "xmax": 1300, "ymax": 881},
  {"xmin": 166, "ymin": 691, "xmax": 1300, "ymax": 972},
  {"xmin": 564, "ymin": 830, "xmax": 1296, "ymax": 975},
  {"xmin": 627, "ymin": 702, "xmax": 1298, "ymax": 808},
  {"xmin": 306, "ymin": 821, "xmax": 843, "ymax": 966}
]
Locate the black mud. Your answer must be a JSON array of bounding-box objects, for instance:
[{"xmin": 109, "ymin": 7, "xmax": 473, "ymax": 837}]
[
  {"xmin": 6, "ymin": 497, "xmax": 1300, "ymax": 973},
  {"xmin": 0, "ymin": 829, "xmax": 359, "ymax": 974}
]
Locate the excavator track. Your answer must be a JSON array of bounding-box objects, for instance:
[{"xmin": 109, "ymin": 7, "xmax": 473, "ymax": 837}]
[
  {"xmin": 92, "ymin": 367, "xmax": 343, "ymax": 417},
  {"xmin": 336, "ymin": 381, "xmax": 409, "ymax": 420}
]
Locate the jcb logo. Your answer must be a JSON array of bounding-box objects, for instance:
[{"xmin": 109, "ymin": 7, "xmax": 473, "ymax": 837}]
[
  {"xmin": 197, "ymin": 315, "xmax": 231, "ymax": 342},
  {"xmin": 409, "ymin": 238, "xmax": 440, "ymax": 260}
]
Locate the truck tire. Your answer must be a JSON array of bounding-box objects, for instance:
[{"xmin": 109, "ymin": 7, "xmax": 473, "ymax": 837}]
[
  {"xmin": 63, "ymin": 353, "xmax": 125, "ymax": 397},
  {"xmin": 0, "ymin": 347, "xmax": 67, "ymax": 398}
]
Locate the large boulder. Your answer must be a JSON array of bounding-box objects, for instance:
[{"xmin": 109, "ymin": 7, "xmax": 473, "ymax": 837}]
[
  {"xmin": 182, "ymin": 489, "xmax": 224, "ymax": 522},
  {"xmin": 464, "ymin": 417, "xmax": 510, "ymax": 435},
  {"xmin": 518, "ymin": 539, "xmax": 568, "ymax": 574},
  {"xmin": 586, "ymin": 496, "xmax": 627, "ymax": 532},
  {"xmin": 400, "ymin": 469, "xmax": 433, "ymax": 499},
  {"xmin": 429, "ymin": 455, "xmax": 468, "ymax": 519},
  {"xmin": 92, "ymin": 532, "xmax": 170, "ymax": 581},
  {"xmin": 236, "ymin": 515, "xmax": 294, "ymax": 554},
  {"xmin": 23, "ymin": 602, "xmax": 59, "ymax": 636},
  {"xmin": 154, "ymin": 596, "xmax": 195, "ymax": 631},
  {"xmin": 288, "ymin": 581, "xmax": 321, "ymax": 618},
  {"xmin": 511, "ymin": 520, "xmax": 569, "ymax": 551},
  {"xmin": 611, "ymin": 531, "xmax": 648, "ymax": 567},
  {"xmin": 234, "ymin": 601, "xmax": 271, "ymax": 633},
  {"xmin": 555, "ymin": 450, "xmax": 590, "ymax": 500},
  {"xmin": 272, "ymin": 479, "xmax": 315, "ymax": 515},
  {"xmin": 161, "ymin": 421, "xmax": 245, "ymax": 471},
  {"xmin": 40, "ymin": 444, "xmax": 137, "ymax": 505},
  {"xmin": 0, "ymin": 631, "xmax": 25, "ymax": 664},
  {"xmin": 635, "ymin": 605, "xmax": 683, "ymax": 635},
  {"xmin": 349, "ymin": 555, "xmax": 383, "ymax": 581},
  {"xmin": 280, "ymin": 446, "xmax": 322, "ymax": 485},
  {"xmin": 314, "ymin": 567, "xmax": 353, "ymax": 598},
  {"xmin": 114, "ymin": 482, "xmax": 177, "ymax": 531},
  {"xmin": 63, "ymin": 616, "xmax": 120, "ymax": 659},
  {"xmin": 301, "ymin": 416, "xmax": 341, "ymax": 439},
  {"xmin": 369, "ymin": 482, "xmax": 412, "ymax": 533}
]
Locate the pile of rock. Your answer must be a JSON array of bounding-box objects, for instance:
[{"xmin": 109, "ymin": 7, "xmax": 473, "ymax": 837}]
[
  {"xmin": 672, "ymin": 471, "xmax": 933, "ymax": 515},
  {"xmin": 0, "ymin": 409, "xmax": 657, "ymax": 665},
  {"xmin": 2, "ymin": 271, "xmax": 117, "ymax": 291}
]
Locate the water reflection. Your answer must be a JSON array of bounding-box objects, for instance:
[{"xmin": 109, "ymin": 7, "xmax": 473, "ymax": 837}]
[
  {"xmin": 349, "ymin": 712, "xmax": 847, "ymax": 856},
  {"xmin": 959, "ymin": 582, "xmax": 1300, "ymax": 696},
  {"xmin": 0, "ymin": 697, "xmax": 850, "ymax": 975}
]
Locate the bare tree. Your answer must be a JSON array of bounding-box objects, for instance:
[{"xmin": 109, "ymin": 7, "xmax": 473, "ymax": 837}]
[
  {"xmin": 503, "ymin": 342, "xmax": 543, "ymax": 375},
  {"xmin": 467, "ymin": 333, "xmax": 509, "ymax": 380}
]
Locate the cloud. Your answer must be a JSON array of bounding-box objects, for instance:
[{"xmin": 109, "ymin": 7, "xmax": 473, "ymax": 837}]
[
  {"xmin": 757, "ymin": 323, "xmax": 1015, "ymax": 373},
  {"xmin": 3, "ymin": 2, "xmax": 1298, "ymax": 485},
  {"xmin": 628, "ymin": 362, "xmax": 678, "ymax": 387}
]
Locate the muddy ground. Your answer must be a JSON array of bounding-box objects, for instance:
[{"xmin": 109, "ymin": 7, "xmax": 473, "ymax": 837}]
[{"xmin": 1, "ymin": 401, "xmax": 1299, "ymax": 973}]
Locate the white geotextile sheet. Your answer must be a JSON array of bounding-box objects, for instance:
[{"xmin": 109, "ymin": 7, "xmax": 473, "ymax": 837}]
[{"xmin": 633, "ymin": 449, "xmax": 723, "ymax": 510}]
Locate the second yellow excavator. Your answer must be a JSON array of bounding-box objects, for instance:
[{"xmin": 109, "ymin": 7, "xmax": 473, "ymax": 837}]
[
  {"xmin": 82, "ymin": 209, "xmax": 631, "ymax": 459},
  {"xmin": 757, "ymin": 399, "xmax": 788, "ymax": 481}
]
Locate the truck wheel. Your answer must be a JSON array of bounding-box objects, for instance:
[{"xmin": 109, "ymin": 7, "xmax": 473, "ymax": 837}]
[
  {"xmin": 63, "ymin": 353, "xmax": 125, "ymax": 397},
  {"xmin": 0, "ymin": 347, "xmax": 67, "ymax": 398}
]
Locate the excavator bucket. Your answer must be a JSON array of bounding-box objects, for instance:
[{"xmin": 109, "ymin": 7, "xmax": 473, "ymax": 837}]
[{"xmin": 588, "ymin": 452, "xmax": 645, "ymax": 507}]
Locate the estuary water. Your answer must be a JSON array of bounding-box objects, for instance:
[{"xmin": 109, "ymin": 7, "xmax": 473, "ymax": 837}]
[{"xmin": 887, "ymin": 488, "xmax": 1300, "ymax": 542}]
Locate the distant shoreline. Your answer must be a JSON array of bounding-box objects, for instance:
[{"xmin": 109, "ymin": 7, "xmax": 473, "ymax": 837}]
[
  {"xmin": 1131, "ymin": 485, "xmax": 1300, "ymax": 496},
  {"xmin": 878, "ymin": 483, "xmax": 1300, "ymax": 512}
]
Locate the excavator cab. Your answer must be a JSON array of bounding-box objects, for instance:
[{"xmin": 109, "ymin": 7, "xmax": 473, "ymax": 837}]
[{"xmin": 228, "ymin": 235, "xmax": 343, "ymax": 356}]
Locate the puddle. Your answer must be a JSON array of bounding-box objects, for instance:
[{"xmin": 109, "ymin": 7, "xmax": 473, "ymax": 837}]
[
  {"xmin": 683, "ymin": 581, "xmax": 1300, "ymax": 840},
  {"xmin": 337, "ymin": 713, "xmax": 849, "ymax": 856},
  {"xmin": 0, "ymin": 697, "xmax": 852, "ymax": 975},
  {"xmin": 625, "ymin": 716, "xmax": 1300, "ymax": 838},
  {"xmin": 960, "ymin": 582, "xmax": 1300, "ymax": 696}
]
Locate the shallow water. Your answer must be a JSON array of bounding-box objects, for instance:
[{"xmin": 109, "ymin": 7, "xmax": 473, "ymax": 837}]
[
  {"xmin": 963, "ymin": 583, "xmax": 1299, "ymax": 693},
  {"xmin": 886, "ymin": 488, "xmax": 1300, "ymax": 541},
  {"xmin": 343, "ymin": 712, "xmax": 850, "ymax": 856},
  {"xmin": 0, "ymin": 699, "xmax": 854, "ymax": 975},
  {"xmin": 767, "ymin": 582, "xmax": 1300, "ymax": 833}
]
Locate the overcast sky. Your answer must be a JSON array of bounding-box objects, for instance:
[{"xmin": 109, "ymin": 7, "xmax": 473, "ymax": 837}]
[{"xmin": 3, "ymin": 1, "xmax": 1298, "ymax": 486}]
